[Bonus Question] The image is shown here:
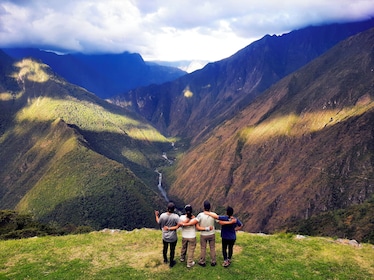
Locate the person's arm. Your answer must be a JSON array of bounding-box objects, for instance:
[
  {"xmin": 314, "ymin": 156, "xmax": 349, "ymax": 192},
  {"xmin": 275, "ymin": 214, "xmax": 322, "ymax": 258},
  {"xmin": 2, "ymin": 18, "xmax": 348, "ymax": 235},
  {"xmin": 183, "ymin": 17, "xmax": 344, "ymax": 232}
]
[
  {"xmin": 155, "ymin": 210, "xmax": 160, "ymax": 223},
  {"xmin": 196, "ymin": 223, "xmax": 213, "ymax": 231},
  {"xmin": 235, "ymin": 224, "xmax": 243, "ymax": 231},
  {"xmin": 180, "ymin": 218, "xmax": 198, "ymax": 227},
  {"xmin": 204, "ymin": 211, "xmax": 219, "ymax": 219},
  {"xmin": 235, "ymin": 219, "xmax": 243, "ymax": 231},
  {"xmin": 218, "ymin": 217, "xmax": 237, "ymax": 225},
  {"xmin": 163, "ymin": 224, "xmax": 180, "ymax": 231},
  {"xmin": 180, "ymin": 216, "xmax": 191, "ymax": 223},
  {"xmin": 218, "ymin": 219, "xmax": 236, "ymax": 225}
]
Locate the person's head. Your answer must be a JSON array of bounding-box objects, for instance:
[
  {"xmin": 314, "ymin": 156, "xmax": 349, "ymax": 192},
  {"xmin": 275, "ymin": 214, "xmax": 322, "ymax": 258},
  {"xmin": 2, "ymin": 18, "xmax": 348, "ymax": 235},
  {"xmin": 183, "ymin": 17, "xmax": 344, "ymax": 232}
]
[
  {"xmin": 185, "ymin": 204, "xmax": 193, "ymax": 218},
  {"xmin": 203, "ymin": 200, "xmax": 211, "ymax": 211},
  {"xmin": 167, "ymin": 202, "xmax": 175, "ymax": 213},
  {"xmin": 226, "ymin": 206, "xmax": 234, "ymax": 217}
]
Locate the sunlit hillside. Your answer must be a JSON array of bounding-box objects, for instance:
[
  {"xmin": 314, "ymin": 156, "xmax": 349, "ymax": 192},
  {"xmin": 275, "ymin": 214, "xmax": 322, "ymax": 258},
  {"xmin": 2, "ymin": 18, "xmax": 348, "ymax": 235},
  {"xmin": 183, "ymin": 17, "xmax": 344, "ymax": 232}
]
[
  {"xmin": 169, "ymin": 27, "xmax": 374, "ymax": 242},
  {"xmin": 113, "ymin": 19, "xmax": 374, "ymax": 143},
  {"xmin": 2, "ymin": 20, "xmax": 374, "ymax": 243},
  {"xmin": 0, "ymin": 57, "xmax": 172, "ymax": 230}
]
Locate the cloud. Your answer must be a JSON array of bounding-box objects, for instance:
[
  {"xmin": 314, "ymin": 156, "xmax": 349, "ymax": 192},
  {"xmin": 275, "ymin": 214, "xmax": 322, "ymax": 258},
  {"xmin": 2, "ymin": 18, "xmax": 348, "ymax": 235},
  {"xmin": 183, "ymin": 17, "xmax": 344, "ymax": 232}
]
[{"xmin": 1, "ymin": 0, "xmax": 374, "ymax": 62}]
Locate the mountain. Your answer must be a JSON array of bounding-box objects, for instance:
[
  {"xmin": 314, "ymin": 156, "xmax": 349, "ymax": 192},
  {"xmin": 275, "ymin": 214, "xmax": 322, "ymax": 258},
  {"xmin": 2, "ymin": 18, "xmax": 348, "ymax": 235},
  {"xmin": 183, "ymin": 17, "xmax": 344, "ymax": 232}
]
[
  {"xmin": 2, "ymin": 48, "xmax": 187, "ymax": 99},
  {"xmin": 2, "ymin": 19, "xmax": 374, "ymax": 241},
  {"xmin": 168, "ymin": 26, "xmax": 374, "ymax": 241},
  {"xmin": 112, "ymin": 18, "xmax": 374, "ymax": 142},
  {"xmin": 0, "ymin": 51, "xmax": 169, "ymax": 229},
  {"xmin": 151, "ymin": 60, "xmax": 210, "ymax": 73}
]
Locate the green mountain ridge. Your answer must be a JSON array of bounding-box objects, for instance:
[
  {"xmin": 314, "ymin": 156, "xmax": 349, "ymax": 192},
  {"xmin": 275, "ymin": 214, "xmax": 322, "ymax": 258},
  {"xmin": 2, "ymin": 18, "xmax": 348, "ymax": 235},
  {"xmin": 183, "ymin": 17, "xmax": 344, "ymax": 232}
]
[{"xmin": 0, "ymin": 57, "xmax": 170, "ymax": 229}]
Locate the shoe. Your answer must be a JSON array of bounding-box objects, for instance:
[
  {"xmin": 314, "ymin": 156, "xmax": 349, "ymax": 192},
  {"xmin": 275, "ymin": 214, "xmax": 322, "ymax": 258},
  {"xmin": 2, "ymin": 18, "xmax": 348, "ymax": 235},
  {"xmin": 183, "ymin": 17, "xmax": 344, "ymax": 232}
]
[
  {"xmin": 180, "ymin": 258, "xmax": 185, "ymax": 262},
  {"xmin": 164, "ymin": 259, "xmax": 168, "ymax": 264},
  {"xmin": 222, "ymin": 260, "xmax": 230, "ymax": 267},
  {"xmin": 169, "ymin": 260, "xmax": 176, "ymax": 268},
  {"xmin": 211, "ymin": 262, "xmax": 217, "ymax": 266},
  {"xmin": 187, "ymin": 261, "xmax": 195, "ymax": 268},
  {"xmin": 198, "ymin": 262, "xmax": 206, "ymax": 267}
]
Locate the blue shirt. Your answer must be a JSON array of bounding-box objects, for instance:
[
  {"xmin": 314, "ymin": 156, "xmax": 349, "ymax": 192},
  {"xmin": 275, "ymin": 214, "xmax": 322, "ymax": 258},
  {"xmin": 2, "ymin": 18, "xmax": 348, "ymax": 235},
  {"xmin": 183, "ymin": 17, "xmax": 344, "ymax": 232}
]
[{"xmin": 218, "ymin": 215, "xmax": 243, "ymax": 240}]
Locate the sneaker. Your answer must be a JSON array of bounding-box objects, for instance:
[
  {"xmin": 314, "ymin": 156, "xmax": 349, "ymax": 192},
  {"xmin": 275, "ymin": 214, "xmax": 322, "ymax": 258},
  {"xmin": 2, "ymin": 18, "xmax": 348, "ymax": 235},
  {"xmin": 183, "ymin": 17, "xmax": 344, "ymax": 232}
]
[
  {"xmin": 180, "ymin": 258, "xmax": 185, "ymax": 262},
  {"xmin": 222, "ymin": 260, "xmax": 230, "ymax": 267},
  {"xmin": 187, "ymin": 261, "xmax": 195, "ymax": 268},
  {"xmin": 198, "ymin": 262, "xmax": 206, "ymax": 267},
  {"xmin": 169, "ymin": 260, "xmax": 176, "ymax": 268},
  {"xmin": 211, "ymin": 262, "xmax": 217, "ymax": 266}
]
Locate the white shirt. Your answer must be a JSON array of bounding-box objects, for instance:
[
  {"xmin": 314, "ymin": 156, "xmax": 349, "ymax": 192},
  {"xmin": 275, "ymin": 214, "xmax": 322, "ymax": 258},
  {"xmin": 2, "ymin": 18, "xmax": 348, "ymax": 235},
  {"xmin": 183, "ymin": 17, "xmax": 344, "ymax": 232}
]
[
  {"xmin": 195, "ymin": 212, "xmax": 216, "ymax": 236},
  {"xmin": 180, "ymin": 214, "xmax": 196, "ymax": 238}
]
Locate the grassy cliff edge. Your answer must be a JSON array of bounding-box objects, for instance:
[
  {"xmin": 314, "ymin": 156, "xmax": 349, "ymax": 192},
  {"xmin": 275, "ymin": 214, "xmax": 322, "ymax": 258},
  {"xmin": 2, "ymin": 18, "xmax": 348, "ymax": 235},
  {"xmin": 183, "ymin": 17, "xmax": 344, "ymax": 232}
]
[{"xmin": 0, "ymin": 228, "xmax": 373, "ymax": 279}]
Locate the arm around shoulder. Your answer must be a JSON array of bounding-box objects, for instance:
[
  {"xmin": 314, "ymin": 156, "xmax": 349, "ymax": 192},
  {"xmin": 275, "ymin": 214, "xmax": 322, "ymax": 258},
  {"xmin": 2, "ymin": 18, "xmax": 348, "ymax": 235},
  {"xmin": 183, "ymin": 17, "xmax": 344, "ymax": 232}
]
[
  {"xmin": 204, "ymin": 211, "xmax": 219, "ymax": 219},
  {"xmin": 179, "ymin": 218, "xmax": 198, "ymax": 227},
  {"xmin": 218, "ymin": 218, "xmax": 237, "ymax": 225}
]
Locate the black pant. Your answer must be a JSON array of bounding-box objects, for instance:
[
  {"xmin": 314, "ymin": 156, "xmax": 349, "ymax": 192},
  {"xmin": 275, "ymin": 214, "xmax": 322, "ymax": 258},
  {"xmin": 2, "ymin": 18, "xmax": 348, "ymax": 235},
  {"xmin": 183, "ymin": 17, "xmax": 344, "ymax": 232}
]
[
  {"xmin": 222, "ymin": 238, "xmax": 235, "ymax": 260},
  {"xmin": 163, "ymin": 240, "xmax": 177, "ymax": 262}
]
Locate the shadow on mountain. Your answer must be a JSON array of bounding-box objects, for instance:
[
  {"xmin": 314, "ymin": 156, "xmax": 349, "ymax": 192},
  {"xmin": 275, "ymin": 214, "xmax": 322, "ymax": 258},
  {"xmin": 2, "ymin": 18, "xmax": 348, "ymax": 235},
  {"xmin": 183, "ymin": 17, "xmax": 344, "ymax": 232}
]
[
  {"xmin": 168, "ymin": 26, "xmax": 374, "ymax": 240},
  {"xmin": 3, "ymin": 48, "xmax": 187, "ymax": 99},
  {"xmin": 39, "ymin": 180, "xmax": 162, "ymax": 230},
  {"xmin": 113, "ymin": 18, "xmax": 374, "ymax": 142}
]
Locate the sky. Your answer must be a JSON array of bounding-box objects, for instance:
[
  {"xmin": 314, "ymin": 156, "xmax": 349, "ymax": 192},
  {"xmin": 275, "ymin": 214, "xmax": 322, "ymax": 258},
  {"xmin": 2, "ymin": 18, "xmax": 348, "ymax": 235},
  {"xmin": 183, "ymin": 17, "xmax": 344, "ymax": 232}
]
[{"xmin": 1, "ymin": 0, "xmax": 374, "ymax": 63}]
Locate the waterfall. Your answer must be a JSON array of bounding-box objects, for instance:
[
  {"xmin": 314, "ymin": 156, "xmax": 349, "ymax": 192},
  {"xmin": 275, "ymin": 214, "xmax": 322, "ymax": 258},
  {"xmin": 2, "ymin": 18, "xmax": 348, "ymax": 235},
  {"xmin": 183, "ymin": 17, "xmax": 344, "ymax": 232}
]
[{"xmin": 155, "ymin": 170, "xmax": 169, "ymax": 201}]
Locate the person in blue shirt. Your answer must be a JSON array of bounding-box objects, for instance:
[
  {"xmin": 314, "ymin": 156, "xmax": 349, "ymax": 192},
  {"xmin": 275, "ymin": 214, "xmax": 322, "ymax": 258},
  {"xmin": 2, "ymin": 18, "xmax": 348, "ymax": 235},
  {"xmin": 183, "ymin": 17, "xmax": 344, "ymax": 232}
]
[{"xmin": 204, "ymin": 206, "xmax": 243, "ymax": 267}]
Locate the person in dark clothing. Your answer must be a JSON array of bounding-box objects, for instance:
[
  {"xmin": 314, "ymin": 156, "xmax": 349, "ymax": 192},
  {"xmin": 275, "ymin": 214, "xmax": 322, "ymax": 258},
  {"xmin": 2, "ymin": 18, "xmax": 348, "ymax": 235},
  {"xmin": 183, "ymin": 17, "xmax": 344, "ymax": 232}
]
[
  {"xmin": 204, "ymin": 206, "xmax": 243, "ymax": 267},
  {"xmin": 155, "ymin": 202, "xmax": 180, "ymax": 267}
]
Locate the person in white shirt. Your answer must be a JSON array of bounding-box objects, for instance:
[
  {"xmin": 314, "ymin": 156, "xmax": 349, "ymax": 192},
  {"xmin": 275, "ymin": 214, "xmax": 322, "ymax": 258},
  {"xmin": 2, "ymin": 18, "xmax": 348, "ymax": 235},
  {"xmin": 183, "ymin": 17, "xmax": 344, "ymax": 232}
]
[
  {"xmin": 179, "ymin": 205, "xmax": 197, "ymax": 268},
  {"xmin": 180, "ymin": 201, "xmax": 216, "ymax": 267},
  {"xmin": 195, "ymin": 201, "xmax": 217, "ymax": 266}
]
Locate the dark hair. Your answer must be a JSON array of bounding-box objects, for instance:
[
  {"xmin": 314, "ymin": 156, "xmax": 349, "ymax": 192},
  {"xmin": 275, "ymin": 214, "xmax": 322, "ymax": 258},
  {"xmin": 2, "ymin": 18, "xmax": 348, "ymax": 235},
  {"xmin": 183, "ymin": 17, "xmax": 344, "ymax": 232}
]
[
  {"xmin": 167, "ymin": 202, "xmax": 175, "ymax": 213},
  {"xmin": 226, "ymin": 206, "xmax": 234, "ymax": 216},
  {"xmin": 203, "ymin": 200, "xmax": 211, "ymax": 211},
  {"xmin": 185, "ymin": 204, "xmax": 193, "ymax": 219}
]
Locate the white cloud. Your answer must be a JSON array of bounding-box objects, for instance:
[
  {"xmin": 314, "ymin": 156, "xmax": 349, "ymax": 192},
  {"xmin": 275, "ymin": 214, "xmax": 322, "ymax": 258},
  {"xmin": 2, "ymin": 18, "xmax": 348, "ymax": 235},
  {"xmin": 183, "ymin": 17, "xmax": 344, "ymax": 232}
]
[{"xmin": 0, "ymin": 0, "xmax": 374, "ymax": 62}]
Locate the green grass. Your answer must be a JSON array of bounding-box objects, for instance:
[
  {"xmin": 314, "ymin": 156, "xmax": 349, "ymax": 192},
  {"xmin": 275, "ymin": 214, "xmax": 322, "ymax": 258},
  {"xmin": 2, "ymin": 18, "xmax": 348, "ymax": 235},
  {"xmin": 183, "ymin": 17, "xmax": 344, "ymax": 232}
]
[{"xmin": 0, "ymin": 229, "xmax": 373, "ymax": 280}]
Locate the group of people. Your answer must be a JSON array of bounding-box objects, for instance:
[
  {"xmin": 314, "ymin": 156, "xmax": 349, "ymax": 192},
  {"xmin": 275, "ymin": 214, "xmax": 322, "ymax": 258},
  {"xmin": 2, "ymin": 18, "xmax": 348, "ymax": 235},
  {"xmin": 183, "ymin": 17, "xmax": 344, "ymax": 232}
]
[{"xmin": 154, "ymin": 200, "xmax": 243, "ymax": 268}]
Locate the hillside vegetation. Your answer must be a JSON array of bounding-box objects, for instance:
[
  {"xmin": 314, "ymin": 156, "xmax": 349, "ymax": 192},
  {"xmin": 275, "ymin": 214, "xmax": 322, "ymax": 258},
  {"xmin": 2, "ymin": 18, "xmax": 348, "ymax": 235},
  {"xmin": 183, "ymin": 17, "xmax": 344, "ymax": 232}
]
[
  {"xmin": 169, "ymin": 27, "xmax": 374, "ymax": 240},
  {"xmin": 114, "ymin": 19, "xmax": 374, "ymax": 141},
  {"xmin": 2, "ymin": 20, "xmax": 374, "ymax": 244},
  {"xmin": 0, "ymin": 229, "xmax": 373, "ymax": 280},
  {"xmin": 0, "ymin": 57, "xmax": 171, "ymax": 229}
]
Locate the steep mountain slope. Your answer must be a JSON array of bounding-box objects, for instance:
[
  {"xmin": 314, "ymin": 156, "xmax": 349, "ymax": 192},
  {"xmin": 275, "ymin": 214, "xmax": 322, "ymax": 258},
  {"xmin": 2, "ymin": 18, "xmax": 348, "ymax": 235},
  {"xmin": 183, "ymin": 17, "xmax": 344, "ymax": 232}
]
[
  {"xmin": 113, "ymin": 18, "xmax": 374, "ymax": 142},
  {"xmin": 169, "ymin": 27, "xmax": 374, "ymax": 241},
  {"xmin": 2, "ymin": 48, "xmax": 186, "ymax": 99},
  {"xmin": 0, "ymin": 52, "xmax": 169, "ymax": 229}
]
